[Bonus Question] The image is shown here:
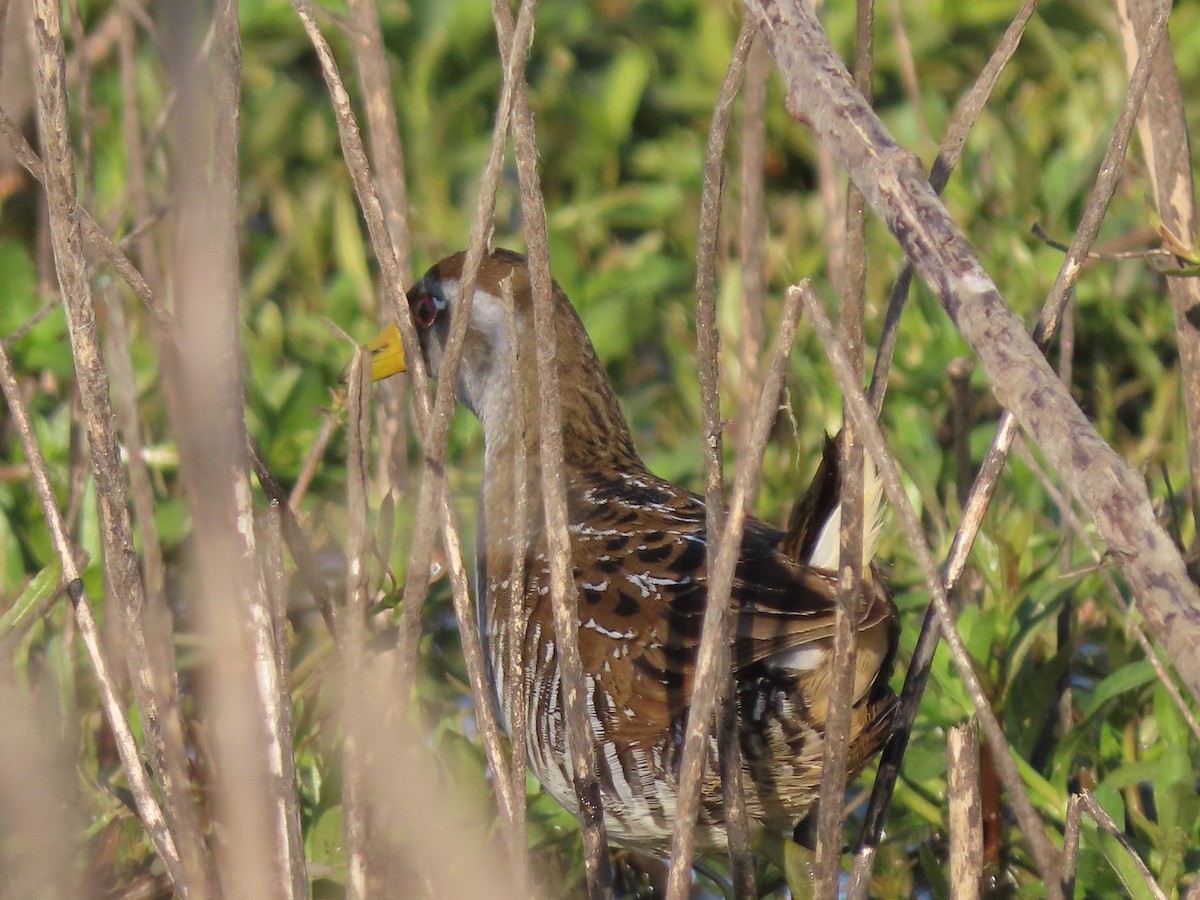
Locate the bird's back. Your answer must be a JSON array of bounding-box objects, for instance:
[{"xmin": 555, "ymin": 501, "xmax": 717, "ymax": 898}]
[{"xmin": 481, "ymin": 464, "xmax": 898, "ymax": 852}]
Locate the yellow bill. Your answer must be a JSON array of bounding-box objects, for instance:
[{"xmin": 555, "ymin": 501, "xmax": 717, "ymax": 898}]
[{"xmin": 368, "ymin": 322, "xmax": 407, "ymax": 381}]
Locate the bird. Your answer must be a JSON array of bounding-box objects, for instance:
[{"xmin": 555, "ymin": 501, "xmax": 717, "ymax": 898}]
[{"xmin": 367, "ymin": 248, "xmax": 898, "ymax": 854}]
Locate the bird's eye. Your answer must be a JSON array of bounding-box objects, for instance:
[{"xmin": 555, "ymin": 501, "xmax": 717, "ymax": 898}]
[{"xmin": 413, "ymin": 293, "xmax": 437, "ymax": 328}]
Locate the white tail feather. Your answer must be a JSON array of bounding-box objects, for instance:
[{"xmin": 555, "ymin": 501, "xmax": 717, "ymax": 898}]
[{"xmin": 805, "ymin": 454, "xmax": 884, "ymax": 572}]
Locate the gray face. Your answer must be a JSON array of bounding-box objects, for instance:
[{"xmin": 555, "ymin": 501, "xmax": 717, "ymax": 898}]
[{"xmin": 410, "ymin": 274, "xmax": 517, "ymax": 435}]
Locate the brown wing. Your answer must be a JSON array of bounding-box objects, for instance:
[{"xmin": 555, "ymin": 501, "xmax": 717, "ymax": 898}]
[{"xmin": 527, "ymin": 469, "xmax": 894, "ymax": 744}]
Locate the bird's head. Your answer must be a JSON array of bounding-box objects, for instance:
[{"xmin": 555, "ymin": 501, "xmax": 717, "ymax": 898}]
[
  {"xmin": 368, "ymin": 248, "xmax": 535, "ymax": 420},
  {"xmin": 367, "ymin": 247, "xmax": 640, "ymax": 466}
]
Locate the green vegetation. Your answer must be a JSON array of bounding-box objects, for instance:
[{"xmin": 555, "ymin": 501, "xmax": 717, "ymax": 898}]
[{"xmin": 1, "ymin": 0, "xmax": 1199, "ymax": 896}]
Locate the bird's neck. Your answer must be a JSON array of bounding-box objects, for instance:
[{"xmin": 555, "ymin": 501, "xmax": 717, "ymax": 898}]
[
  {"xmin": 481, "ymin": 371, "xmax": 643, "ymax": 486},
  {"xmin": 476, "ymin": 339, "xmax": 645, "ymax": 541}
]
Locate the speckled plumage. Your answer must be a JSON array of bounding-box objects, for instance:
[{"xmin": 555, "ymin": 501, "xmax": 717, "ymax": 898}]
[{"xmin": 378, "ymin": 248, "xmax": 899, "ymax": 853}]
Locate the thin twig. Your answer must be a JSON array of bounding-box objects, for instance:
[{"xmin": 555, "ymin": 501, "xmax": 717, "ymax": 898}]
[
  {"xmin": 0, "ymin": 333, "xmax": 183, "ymax": 889},
  {"xmin": 342, "ymin": 350, "xmax": 371, "ymax": 900},
  {"xmin": 737, "ymin": 34, "xmax": 769, "ymax": 417},
  {"xmin": 492, "ymin": 2, "xmax": 613, "ymax": 893},
  {"xmin": 867, "ymin": 0, "xmax": 1040, "ymax": 411},
  {"xmin": 814, "ymin": 0, "xmax": 872, "ymax": 888},
  {"xmin": 666, "ymin": 283, "xmax": 806, "ymax": 899},
  {"xmin": 288, "ymin": 1, "xmax": 522, "ymax": 843},
  {"xmin": 1078, "ymin": 792, "xmax": 1169, "ymax": 900},
  {"xmin": 261, "ymin": 502, "xmax": 309, "ymax": 900},
  {"xmin": 1114, "ymin": 0, "xmax": 1200, "ymax": 538},
  {"xmin": 345, "ymin": 0, "xmax": 412, "ymax": 503},
  {"xmin": 252, "ymin": 445, "xmax": 340, "ymax": 635},
  {"xmin": 501, "ymin": 275, "xmax": 531, "ymax": 896},
  {"xmin": 1060, "ymin": 793, "xmax": 1083, "ymax": 898},
  {"xmin": 691, "ymin": 16, "xmax": 757, "ymax": 900},
  {"xmin": 288, "ymin": 409, "xmax": 337, "ymax": 510},
  {"xmin": 797, "ymin": 285, "xmax": 1063, "ymax": 895},
  {"xmin": 118, "ymin": 0, "xmax": 165, "ymax": 295},
  {"xmin": 29, "ymin": 1, "xmax": 206, "ymax": 893},
  {"xmin": 1, "ymin": 297, "xmax": 60, "ymax": 347},
  {"xmin": 885, "ymin": 0, "xmax": 930, "ymax": 141}
]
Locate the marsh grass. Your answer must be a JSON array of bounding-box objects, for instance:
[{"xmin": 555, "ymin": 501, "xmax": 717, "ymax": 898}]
[{"xmin": 1, "ymin": 0, "xmax": 1199, "ymax": 897}]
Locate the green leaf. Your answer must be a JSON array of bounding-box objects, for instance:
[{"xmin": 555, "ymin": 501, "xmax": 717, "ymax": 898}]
[
  {"xmin": 602, "ymin": 47, "xmax": 652, "ymax": 142},
  {"xmin": 1081, "ymin": 660, "xmax": 1156, "ymax": 718},
  {"xmin": 1096, "ymin": 827, "xmax": 1161, "ymax": 900},
  {"xmin": 0, "ymin": 561, "xmax": 63, "ymax": 640},
  {"xmin": 305, "ymin": 805, "xmax": 346, "ymax": 882},
  {"xmin": 1152, "ymin": 744, "xmax": 1197, "ymax": 889},
  {"xmin": 0, "ymin": 241, "xmax": 38, "ymax": 332},
  {"xmin": 782, "ymin": 840, "xmax": 818, "ymax": 900}
]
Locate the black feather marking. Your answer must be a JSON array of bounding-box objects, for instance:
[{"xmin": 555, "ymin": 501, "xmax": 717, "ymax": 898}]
[
  {"xmin": 613, "ymin": 592, "xmax": 640, "ymax": 617},
  {"xmin": 670, "ymin": 537, "xmax": 707, "ymax": 574},
  {"xmin": 637, "ymin": 544, "xmax": 672, "ymax": 563},
  {"xmin": 596, "ymin": 556, "xmax": 622, "ymax": 574}
]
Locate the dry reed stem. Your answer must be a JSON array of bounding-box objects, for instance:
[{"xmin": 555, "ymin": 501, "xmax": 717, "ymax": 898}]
[
  {"xmin": 64, "ymin": 0, "xmax": 92, "ymax": 209},
  {"xmin": 1060, "ymin": 793, "xmax": 1084, "ymax": 896},
  {"xmin": 737, "ymin": 34, "xmax": 769, "ymax": 416},
  {"xmin": 885, "ymin": 0, "xmax": 929, "ymax": 142},
  {"xmin": 1115, "ymin": 0, "xmax": 1200, "ymax": 538},
  {"xmin": 947, "ymin": 720, "xmax": 983, "ymax": 900},
  {"xmin": 288, "ymin": 0, "xmax": 522, "ymax": 844},
  {"xmin": 383, "ymin": 0, "xmax": 538, "ymax": 725},
  {"xmin": 261, "ymin": 503, "xmax": 309, "ymax": 900},
  {"xmin": 814, "ymin": 0, "xmax": 872, "ymax": 887},
  {"xmin": 867, "ymin": 0, "xmax": 1039, "ymax": 410},
  {"xmin": 118, "ymin": 0, "xmax": 165, "ymax": 294},
  {"xmin": 666, "ymin": 283, "xmax": 807, "ymax": 898},
  {"xmin": 692, "ymin": 16, "xmax": 757, "ymax": 898},
  {"xmin": 861, "ymin": 1, "xmax": 1176, "ymax": 845},
  {"xmin": 0, "ymin": 337, "xmax": 182, "ymax": 886},
  {"xmin": 1012, "ymin": 438, "xmax": 1200, "ymax": 744},
  {"xmin": 345, "ymin": 0, "xmax": 412, "ymax": 501},
  {"xmin": 797, "ymin": 285, "xmax": 1064, "ymax": 895},
  {"xmin": 161, "ymin": 1, "xmax": 297, "ymax": 893},
  {"xmin": 99, "ymin": 282, "xmax": 172, "ymax": 668},
  {"xmin": 288, "ymin": 409, "xmax": 337, "ymax": 510},
  {"xmin": 1053, "ymin": 294, "xmax": 1077, "ymax": 740},
  {"xmin": 342, "ymin": 350, "xmax": 372, "ymax": 900},
  {"xmin": 501, "ymin": 275, "xmax": 531, "ymax": 896},
  {"xmin": 491, "ymin": 2, "xmax": 614, "ymax": 891},
  {"xmin": 345, "ymin": 0, "xmax": 411, "ymax": 281},
  {"xmin": 1077, "ymin": 792, "xmax": 1169, "ymax": 900},
  {"xmin": 29, "ymin": 0, "xmax": 208, "ymax": 892}
]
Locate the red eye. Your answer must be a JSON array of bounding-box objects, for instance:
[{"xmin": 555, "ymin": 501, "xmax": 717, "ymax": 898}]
[{"xmin": 414, "ymin": 294, "xmax": 437, "ymax": 328}]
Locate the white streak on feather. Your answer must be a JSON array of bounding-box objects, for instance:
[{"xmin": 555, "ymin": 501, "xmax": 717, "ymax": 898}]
[{"xmin": 806, "ymin": 452, "xmax": 884, "ymax": 571}]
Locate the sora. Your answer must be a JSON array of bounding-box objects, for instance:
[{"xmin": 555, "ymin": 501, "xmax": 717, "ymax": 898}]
[{"xmin": 369, "ymin": 248, "xmax": 898, "ymax": 853}]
